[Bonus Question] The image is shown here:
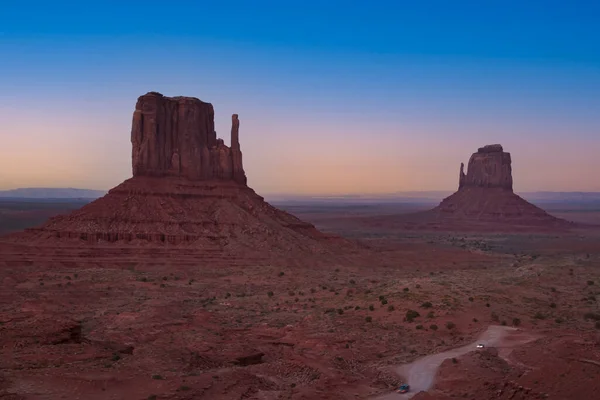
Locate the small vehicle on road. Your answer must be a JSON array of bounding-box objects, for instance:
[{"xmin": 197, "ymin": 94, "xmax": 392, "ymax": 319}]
[
  {"xmin": 476, "ymin": 343, "xmax": 485, "ymax": 349},
  {"xmin": 396, "ymin": 384, "xmax": 409, "ymax": 393}
]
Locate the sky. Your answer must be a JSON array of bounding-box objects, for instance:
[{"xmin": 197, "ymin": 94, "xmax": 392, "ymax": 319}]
[{"xmin": 1, "ymin": 1, "xmax": 599, "ymax": 195}]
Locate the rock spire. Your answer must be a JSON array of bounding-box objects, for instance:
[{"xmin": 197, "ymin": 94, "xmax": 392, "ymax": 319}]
[
  {"xmin": 458, "ymin": 144, "xmax": 513, "ymax": 191},
  {"xmin": 131, "ymin": 92, "xmax": 247, "ymax": 184}
]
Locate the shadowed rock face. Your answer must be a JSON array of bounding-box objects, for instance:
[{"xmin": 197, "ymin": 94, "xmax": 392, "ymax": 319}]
[
  {"xmin": 459, "ymin": 144, "xmax": 513, "ymax": 191},
  {"xmin": 131, "ymin": 92, "xmax": 247, "ymax": 184}
]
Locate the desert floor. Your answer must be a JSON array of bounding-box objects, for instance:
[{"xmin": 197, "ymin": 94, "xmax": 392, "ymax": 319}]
[{"xmin": 1, "ymin": 200, "xmax": 599, "ymax": 400}]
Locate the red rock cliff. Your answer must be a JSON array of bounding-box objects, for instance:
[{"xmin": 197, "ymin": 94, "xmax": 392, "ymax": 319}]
[
  {"xmin": 131, "ymin": 92, "xmax": 247, "ymax": 184},
  {"xmin": 458, "ymin": 144, "xmax": 513, "ymax": 191}
]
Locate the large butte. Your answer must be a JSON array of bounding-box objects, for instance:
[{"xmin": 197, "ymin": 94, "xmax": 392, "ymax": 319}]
[{"xmin": 0, "ymin": 92, "xmax": 360, "ymax": 266}]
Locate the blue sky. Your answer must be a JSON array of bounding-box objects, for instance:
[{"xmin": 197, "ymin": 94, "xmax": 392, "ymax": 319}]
[{"xmin": 1, "ymin": 1, "xmax": 599, "ymax": 193}]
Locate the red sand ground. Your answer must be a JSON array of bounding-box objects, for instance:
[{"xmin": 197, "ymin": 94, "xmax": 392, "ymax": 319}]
[{"xmin": 1, "ymin": 202, "xmax": 600, "ymax": 399}]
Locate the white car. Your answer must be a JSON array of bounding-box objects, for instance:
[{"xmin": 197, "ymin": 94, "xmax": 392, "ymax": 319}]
[{"xmin": 476, "ymin": 343, "xmax": 485, "ymax": 349}]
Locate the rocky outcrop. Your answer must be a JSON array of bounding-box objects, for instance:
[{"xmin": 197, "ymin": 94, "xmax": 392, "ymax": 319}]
[
  {"xmin": 371, "ymin": 144, "xmax": 575, "ymax": 232},
  {"xmin": 0, "ymin": 91, "xmax": 360, "ymax": 263},
  {"xmin": 458, "ymin": 144, "xmax": 513, "ymax": 191},
  {"xmin": 131, "ymin": 92, "xmax": 247, "ymax": 184}
]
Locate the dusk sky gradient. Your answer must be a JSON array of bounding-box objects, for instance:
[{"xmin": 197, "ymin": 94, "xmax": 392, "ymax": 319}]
[{"xmin": 1, "ymin": 1, "xmax": 599, "ymax": 194}]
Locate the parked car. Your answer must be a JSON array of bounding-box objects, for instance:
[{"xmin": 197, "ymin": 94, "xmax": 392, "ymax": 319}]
[{"xmin": 396, "ymin": 384, "xmax": 409, "ymax": 393}]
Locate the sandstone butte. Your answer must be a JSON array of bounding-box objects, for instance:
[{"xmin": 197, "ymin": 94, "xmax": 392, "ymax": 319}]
[
  {"xmin": 365, "ymin": 144, "xmax": 575, "ymax": 232},
  {"xmin": 0, "ymin": 92, "xmax": 363, "ymax": 267}
]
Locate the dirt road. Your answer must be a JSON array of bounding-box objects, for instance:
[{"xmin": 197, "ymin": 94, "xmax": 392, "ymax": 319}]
[{"xmin": 374, "ymin": 325, "xmax": 540, "ymax": 399}]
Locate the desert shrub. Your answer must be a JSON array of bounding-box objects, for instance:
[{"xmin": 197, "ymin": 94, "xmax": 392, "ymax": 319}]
[
  {"xmin": 369, "ymin": 304, "xmax": 375, "ymax": 311},
  {"xmin": 311, "ymin": 288, "xmax": 316, "ymax": 293},
  {"xmin": 430, "ymin": 324, "xmax": 438, "ymax": 331},
  {"xmin": 178, "ymin": 386, "xmax": 191, "ymax": 391},
  {"xmin": 485, "ymin": 303, "xmax": 491, "ymax": 307},
  {"xmin": 468, "ymin": 297, "xmax": 474, "ymax": 302},
  {"xmin": 337, "ymin": 309, "xmax": 344, "ymax": 315},
  {"xmin": 278, "ymin": 272, "xmax": 285, "ymax": 277},
  {"xmin": 381, "ymin": 299, "xmax": 388, "ymax": 305},
  {"xmin": 415, "ymin": 324, "xmax": 423, "ymax": 330},
  {"xmin": 501, "ymin": 320, "xmax": 507, "ymax": 326},
  {"xmin": 288, "ymin": 291, "xmax": 295, "ymax": 296},
  {"xmin": 595, "ymin": 321, "xmax": 600, "ymax": 329},
  {"xmin": 421, "ymin": 301, "xmax": 433, "ymax": 308},
  {"xmin": 405, "ymin": 310, "xmax": 420, "ymax": 321},
  {"xmin": 267, "ymin": 291, "xmax": 274, "ymax": 297},
  {"xmin": 512, "ymin": 318, "xmax": 521, "ymax": 326},
  {"xmin": 65, "ymin": 276, "xmax": 71, "ymax": 280},
  {"xmin": 427, "ymin": 311, "xmax": 435, "ymax": 318},
  {"xmin": 112, "ymin": 353, "xmax": 121, "ymax": 362},
  {"xmin": 387, "ymin": 305, "xmax": 395, "ymax": 312},
  {"xmin": 365, "ymin": 316, "xmax": 372, "ymax": 322},
  {"xmin": 451, "ymin": 357, "xmax": 458, "ymax": 364},
  {"xmin": 555, "ymin": 318, "xmax": 563, "ymax": 324},
  {"xmin": 324, "ymin": 308, "xmax": 335, "ymax": 314},
  {"xmin": 533, "ymin": 312, "xmax": 546, "ymax": 320},
  {"xmin": 551, "ymin": 287, "xmax": 556, "ymax": 292},
  {"xmin": 550, "ymin": 302, "xmax": 557, "ymax": 308},
  {"xmin": 355, "ymin": 306, "xmax": 360, "ymax": 310},
  {"xmin": 349, "ymin": 279, "xmax": 356, "ymax": 285},
  {"xmin": 160, "ymin": 284, "xmax": 166, "ymax": 288},
  {"xmin": 147, "ymin": 396, "xmax": 157, "ymax": 400},
  {"xmin": 588, "ymin": 280, "xmax": 595, "ymax": 286},
  {"xmin": 416, "ymin": 284, "xmax": 422, "ymax": 289},
  {"xmin": 403, "ymin": 288, "xmax": 409, "ymax": 292},
  {"xmin": 379, "ymin": 295, "xmax": 385, "ymax": 301},
  {"xmin": 491, "ymin": 312, "xmax": 499, "ymax": 322},
  {"xmin": 162, "ymin": 276, "xmax": 168, "ymax": 281},
  {"xmin": 583, "ymin": 312, "xmax": 600, "ymax": 321},
  {"xmin": 446, "ymin": 321, "xmax": 456, "ymax": 330},
  {"xmin": 151, "ymin": 375, "xmax": 163, "ymax": 380}
]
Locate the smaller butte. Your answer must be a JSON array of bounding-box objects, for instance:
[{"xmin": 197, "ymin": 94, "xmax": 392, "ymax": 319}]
[{"xmin": 366, "ymin": 144, "xmax": 575, "ymax": 232}]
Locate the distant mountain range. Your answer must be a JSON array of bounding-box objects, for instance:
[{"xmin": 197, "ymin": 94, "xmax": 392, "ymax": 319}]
[
  {"xmin": 266, "ymin": 191, "xmax": 600, "ymax": 205},
  {"xmin": 0, "ymin": 188, "xmax": 107, "ymax": 199},
  {"xmin": 1, "ymin": 188, "xmax": 600, "ymax": 205}
]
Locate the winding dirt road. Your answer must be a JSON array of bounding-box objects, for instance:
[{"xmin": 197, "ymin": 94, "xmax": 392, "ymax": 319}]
[{"xmin": 374, "ymin": 325, "xmax": 541, "ymax": 399}]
